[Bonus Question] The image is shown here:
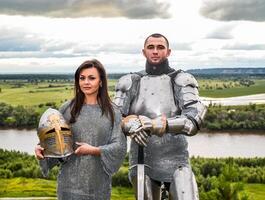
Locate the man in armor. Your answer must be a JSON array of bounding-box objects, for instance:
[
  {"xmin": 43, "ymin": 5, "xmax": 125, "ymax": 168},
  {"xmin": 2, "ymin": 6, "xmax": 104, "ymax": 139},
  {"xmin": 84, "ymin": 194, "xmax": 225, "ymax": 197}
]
[{"xmin": 114, "ymin": 33, "xmax": 207, "ymax": 199}]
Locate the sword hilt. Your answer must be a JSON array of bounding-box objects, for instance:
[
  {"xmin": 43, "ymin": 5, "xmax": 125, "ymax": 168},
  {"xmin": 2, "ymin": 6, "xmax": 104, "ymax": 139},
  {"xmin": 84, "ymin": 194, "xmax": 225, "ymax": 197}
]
[{"xmin": 138, "ymin": 145, "xmax": 144, "ymax": 164}]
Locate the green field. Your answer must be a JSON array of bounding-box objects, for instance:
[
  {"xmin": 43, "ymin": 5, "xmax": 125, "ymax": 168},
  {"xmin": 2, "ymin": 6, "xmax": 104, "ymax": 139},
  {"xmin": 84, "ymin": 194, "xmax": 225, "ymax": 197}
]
[
  {"xmin": 0, "ymin": 178, "xmax": 56, "ymax": 198},
  {"xmin": 0, "ymin": 79, "xmax": 117, "ymax": 107},
  {"xmin": 1, "ymin": 178, "xmax": 264, "ymax": 200},
  {"xmin": 0, "ymin": 178, "xmax": 134, "ymax": 200},
  {"xmin": 199, "ymin": 79, "xmax": 265, "ymax": 98},
  {"xmin": 0, "ymin": 78, "xmax": 264, "ymax": 107},
  {"xmin": 244, "ymin": 184, "xmax": 265, "ymax": 200},
  {"xmin": 0, "ymin": 82, "xmax": 73, "ymax": 107}
]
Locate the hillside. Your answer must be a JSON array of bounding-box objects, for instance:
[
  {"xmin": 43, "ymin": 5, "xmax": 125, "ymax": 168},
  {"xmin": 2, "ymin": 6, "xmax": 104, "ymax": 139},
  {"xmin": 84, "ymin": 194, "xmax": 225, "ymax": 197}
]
[
  {"xmin": 0, "ymin": 67, "xmax": 265, "ymax": 80},
  {"xmin": 187, "ymin": 67, "xmax": 265, "ymax": 76}
]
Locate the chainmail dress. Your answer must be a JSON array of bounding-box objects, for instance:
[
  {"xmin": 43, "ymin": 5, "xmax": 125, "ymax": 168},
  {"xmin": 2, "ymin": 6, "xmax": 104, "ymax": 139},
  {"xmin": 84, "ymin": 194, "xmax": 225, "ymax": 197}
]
[{"xmin": 40, "ymin": 101, "xmax": 127, "ymax": 200}]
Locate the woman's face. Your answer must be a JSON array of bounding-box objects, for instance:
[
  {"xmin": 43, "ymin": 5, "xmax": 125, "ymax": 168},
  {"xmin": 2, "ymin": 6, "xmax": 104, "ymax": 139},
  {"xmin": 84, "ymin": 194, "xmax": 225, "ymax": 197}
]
[{"xmin": 79, "ymin": 67, "xmax": 101, "ymax": 97}]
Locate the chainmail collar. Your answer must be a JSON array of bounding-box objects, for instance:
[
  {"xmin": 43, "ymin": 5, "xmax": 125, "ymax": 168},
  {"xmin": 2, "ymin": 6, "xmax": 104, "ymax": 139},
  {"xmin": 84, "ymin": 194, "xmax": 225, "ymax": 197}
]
[{"xmin": 145, "ymin": 59, "xmax": 175, "ymax": 75}]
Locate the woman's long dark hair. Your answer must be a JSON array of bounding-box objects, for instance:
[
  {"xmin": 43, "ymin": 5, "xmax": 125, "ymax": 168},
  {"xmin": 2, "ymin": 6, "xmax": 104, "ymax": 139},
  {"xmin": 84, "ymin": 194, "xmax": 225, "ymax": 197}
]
[{"xmin": 69, "ymin": 59, "xmax": 114, "ymax": 126}]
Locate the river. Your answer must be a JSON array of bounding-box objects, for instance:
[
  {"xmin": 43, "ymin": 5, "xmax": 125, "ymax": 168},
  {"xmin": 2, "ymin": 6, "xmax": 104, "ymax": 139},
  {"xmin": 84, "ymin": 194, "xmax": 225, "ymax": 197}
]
[
  {"xmin": 0, "ymin": 129, "xmax": 264, "ymax": 158},
  {"xmin": 201, "ymin": 93, "xmax": 265, "ymax": 106}
]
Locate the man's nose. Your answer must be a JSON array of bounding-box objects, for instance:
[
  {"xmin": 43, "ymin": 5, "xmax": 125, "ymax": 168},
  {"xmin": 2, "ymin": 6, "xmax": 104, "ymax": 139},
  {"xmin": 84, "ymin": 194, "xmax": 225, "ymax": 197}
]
[{"xmin": 153, "ymin": 47, "xmax": 158, "ymax": 53}]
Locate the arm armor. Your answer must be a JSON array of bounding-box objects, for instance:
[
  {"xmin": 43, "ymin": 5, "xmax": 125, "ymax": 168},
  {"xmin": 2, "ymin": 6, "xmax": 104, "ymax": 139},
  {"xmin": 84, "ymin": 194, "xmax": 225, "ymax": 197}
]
[
  {"xmin": 113, "ymin": 73, "xmax": 140, "ymax": 116},
  {"xmin": 167, "ymin": 72, "xmax": 207, "ymax": 136}
]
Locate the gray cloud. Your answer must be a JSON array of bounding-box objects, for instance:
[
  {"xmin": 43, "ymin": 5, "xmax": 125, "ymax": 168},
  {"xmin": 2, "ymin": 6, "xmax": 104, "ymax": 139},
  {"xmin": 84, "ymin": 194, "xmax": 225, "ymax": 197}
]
[
  {"xmin": 200, "ymin": 0, "xmax": 265, "ymax": 22},
  {"xmin": 0, "ymin": 27, "xmax": 78, "ymax": 56},
  {"xmin": 171, "ymin": 42, "xmax": 192, "ymax": 50},
  {"xmin": 205, "ymin": 24, "xmax": 235, "ymax": 39},
  {"xmin": 0, "ymin": 0, "xmax": 171, "ymax": 19},
  {"xmin": 72, "ymin": 42, "xmax": 142, "ymax": 55},
  {"xmin": 119, "ymin": 1, "xmax": 170, "ymax": 19},
  {"xmin": 171, "ymin": 50, "xmax": 265, "ymax": 70},
  {"xmin": 0, "ymin": 27, "xmax": 42, "ymax": 51},
  {"xmin": 0, "ymin": 26, "xmax": 144, "ymax": 59},
  {"xmin": 222, "ymin": 43, "xmax": 265, "ymax": 50}
]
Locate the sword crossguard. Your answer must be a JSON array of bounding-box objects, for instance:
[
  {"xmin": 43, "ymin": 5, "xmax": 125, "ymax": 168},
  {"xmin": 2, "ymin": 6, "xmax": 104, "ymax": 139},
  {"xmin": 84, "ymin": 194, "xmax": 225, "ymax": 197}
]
[{"xmin": 129, "ymin": 164, "xmax": 151, "ymax": 170}]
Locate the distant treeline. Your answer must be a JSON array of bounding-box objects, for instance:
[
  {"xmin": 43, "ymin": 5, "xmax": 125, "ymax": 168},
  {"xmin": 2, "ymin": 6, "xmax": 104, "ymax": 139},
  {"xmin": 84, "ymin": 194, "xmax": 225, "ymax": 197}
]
[
  {"xmin": 1, "ymin": 67, "xmax": 265, "ymax": 81},
  {"xmin": 1, "ymin": 149, "xmax": 264, "ymax": 199},
  {"xmin": 188, "ymin": 67, "xmax": 265, "ymax": 77},
  {"xmin": 1, "ymin": 102, "xmax": 265, "ymax": 132},
  {"xmin": 203, "ymin": 104, "xmax": 265, "ymax": 131},
  {"xmin": 0, "ymin": 73, "xmax": 126, "ymax": 81},
  {"xmin": 0, "ymin": 102, "xmax": 39, "ymax": 129}
]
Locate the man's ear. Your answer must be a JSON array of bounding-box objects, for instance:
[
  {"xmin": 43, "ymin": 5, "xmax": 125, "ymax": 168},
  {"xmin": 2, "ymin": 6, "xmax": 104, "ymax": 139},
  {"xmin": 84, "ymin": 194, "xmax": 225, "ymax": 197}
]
[
  {"xmin": 167, "ymin": 49, "xmax": 171, "ymax": 57},
  {"xmin": 142, "ymin": 49, "xmax": 147, "ymax": 58}
]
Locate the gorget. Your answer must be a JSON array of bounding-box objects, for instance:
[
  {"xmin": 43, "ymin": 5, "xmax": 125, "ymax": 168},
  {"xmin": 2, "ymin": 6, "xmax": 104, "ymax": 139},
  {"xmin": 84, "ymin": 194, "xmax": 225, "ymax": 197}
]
[{"xmin": 145, "ymin": 59, "xmax": 175, "ymax": 75}]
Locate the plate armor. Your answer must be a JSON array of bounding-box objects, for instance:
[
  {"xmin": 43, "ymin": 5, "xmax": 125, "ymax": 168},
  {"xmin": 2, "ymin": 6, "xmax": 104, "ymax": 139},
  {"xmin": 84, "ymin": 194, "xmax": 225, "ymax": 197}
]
[{"xmin": 114, "ymin": 68, "xmax": 206, "ymax": 200}]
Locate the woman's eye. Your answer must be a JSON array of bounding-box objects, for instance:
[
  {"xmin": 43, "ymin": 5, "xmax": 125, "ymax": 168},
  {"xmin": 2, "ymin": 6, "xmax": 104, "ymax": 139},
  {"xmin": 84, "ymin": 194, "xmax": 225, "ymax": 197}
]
[{"xmin": 79, "ymin": 77, "xmax": 85, "ymax": 80}]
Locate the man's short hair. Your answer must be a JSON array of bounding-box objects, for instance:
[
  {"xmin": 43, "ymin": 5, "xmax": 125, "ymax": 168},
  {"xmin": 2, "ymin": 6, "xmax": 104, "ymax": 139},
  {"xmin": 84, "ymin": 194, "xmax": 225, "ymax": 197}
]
[{"xmin": 144, "ymin": 33, "xmax": 169, "ymax": 48}]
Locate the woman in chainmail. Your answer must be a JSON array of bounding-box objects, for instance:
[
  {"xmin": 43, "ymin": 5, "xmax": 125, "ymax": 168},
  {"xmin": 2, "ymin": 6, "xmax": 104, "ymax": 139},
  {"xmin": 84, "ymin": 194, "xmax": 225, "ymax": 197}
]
[{"xmin": 35, "ymin": 59, "xmax": 127, "ymax": 200}]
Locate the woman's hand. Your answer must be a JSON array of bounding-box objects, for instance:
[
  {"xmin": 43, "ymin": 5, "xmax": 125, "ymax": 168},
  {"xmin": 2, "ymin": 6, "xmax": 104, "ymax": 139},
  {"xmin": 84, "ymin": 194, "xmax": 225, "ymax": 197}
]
[
  {"xmin": 35, "ymin": 145, "xmax": 44, "ymax": 160},
  {"xmin": 75, "ymin": 142, "xmax": 101, "ymax": 156}
]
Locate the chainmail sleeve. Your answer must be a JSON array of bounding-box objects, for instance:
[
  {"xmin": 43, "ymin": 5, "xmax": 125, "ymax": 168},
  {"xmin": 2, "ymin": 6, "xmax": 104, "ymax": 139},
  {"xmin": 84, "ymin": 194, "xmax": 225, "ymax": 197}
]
[
  {"xmin": 99, "ymin": 108, "xmax": 127, "ymax": 176},
  {"xmin": 39, "ymin": 158, "xmax": 60, "ymax": 177},
  {"xmin": 59, "ymin": 100, "xmax": 72, "ymax": 122}
]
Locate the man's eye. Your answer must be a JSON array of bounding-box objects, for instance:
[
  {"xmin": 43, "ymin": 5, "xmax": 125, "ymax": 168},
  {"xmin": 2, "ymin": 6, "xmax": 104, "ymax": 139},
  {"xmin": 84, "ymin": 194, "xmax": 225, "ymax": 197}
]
[
  {"xmin": 157, "ymin": 45, "xmax": 165, "ymax": 49},
  {"xmin": 147, "ymin": 45, "xmax": 154, "ymax": 49}
]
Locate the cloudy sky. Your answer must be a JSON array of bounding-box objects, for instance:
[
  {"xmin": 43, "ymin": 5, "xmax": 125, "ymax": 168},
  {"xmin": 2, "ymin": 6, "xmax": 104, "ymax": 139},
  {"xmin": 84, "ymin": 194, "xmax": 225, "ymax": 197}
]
[{"xmin": 0, "ymin": 0, "xmax": 265, "ymax": 74}]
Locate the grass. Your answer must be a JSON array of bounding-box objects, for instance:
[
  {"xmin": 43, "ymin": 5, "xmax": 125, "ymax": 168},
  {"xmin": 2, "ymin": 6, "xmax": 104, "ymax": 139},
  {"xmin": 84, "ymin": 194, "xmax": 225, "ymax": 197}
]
[
  {"xmin": 0, "ymin": 80, "xmax": 117, "ymax": 107},
  {"xmin": 199, "ymin": 79, "xmax": 265, "ymax": 98},
  {"xmin": 0, "ymin": 78, "xmax": 264, "ymax": 107},
  {"xmin": 244, "ymin": 183, "xmax": 265, "ymax": 200},
  {"xmin": 0, "ymin": 178, "xmax": 134, "ymax": 200},
  {"xmin": 0, "ymin": 82, "xmax": 73, "ymax": 107},
  {"xmin": 1, "ymin": 178, "xmax": 265, "ymax": 200},
  {"xmin": 111, "ymin": 187, "xmax": 134, "ymax": 200},
  {"xmin": 0, "ymin": 178, "xmax": 56, "ymax": 198}
]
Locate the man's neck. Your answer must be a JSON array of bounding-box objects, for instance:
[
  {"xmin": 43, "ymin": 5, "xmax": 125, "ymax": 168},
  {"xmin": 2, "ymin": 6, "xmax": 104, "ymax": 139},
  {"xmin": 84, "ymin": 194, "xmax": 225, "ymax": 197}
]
[{"xmin": 145, "ymin": 59, "xmax": 173, "ymax": 75}]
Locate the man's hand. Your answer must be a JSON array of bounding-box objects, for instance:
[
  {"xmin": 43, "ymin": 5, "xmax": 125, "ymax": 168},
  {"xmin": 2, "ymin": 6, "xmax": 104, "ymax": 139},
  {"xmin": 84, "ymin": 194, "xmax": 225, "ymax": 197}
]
[
  {"xmin": 138, "ymin": 115, "xmax": 167, "ymax": 137},
  {"xmin": 35, "ymin": 145, "xmax": 44, "ymax": 160},
  {"xmin": 122, "ymin": 115, "xmax": 150, "ymax": 146},
  {"xmin": 130, "ymin": 130, "xmax": 150, "ymax": 147},
  {"xmin": 122, "ymin": 115, "xmax": 142, "ymax": 134}
]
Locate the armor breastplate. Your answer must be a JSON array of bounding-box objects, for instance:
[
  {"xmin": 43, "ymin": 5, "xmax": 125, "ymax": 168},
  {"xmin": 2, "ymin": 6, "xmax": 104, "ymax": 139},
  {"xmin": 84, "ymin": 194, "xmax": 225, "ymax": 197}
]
[{"xmin": 129, "ymin": 74, "xmax": 180, "ymax": 118}]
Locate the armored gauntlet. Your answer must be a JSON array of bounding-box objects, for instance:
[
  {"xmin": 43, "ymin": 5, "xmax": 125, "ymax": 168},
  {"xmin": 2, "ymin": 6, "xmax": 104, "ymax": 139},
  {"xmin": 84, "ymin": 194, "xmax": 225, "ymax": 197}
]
[
  {"xmin": 122, "ymin": 115, "xmax": 150, "ymax": 146},
  {"xmin": 138, "ymin": 115, "xmax": 167, "ymax": 137}
]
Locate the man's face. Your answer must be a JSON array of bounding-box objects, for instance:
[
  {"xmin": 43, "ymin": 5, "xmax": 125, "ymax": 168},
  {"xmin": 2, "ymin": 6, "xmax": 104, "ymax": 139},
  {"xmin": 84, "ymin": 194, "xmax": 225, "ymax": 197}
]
[{"xmin": 142, "ymin": 36, "xmax": 171, "ymax": 65}]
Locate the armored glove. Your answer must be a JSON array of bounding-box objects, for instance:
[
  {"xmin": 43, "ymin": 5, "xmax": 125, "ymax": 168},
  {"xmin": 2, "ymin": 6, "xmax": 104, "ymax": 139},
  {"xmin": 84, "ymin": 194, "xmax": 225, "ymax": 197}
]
[
  {"xmin": 122, "ymin": 115, "xmax": 150, "ymax": 146},
  {"xmin": 138, "ymin": 115, "xmax": 167, "ymax": 137},
  {"xmin": 166, "ymin": 116, "xmax": 199, "ymax": 136},
  {"xmin": 182, "ymin": 118, "xmax": 198, "ymax": 136}
]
